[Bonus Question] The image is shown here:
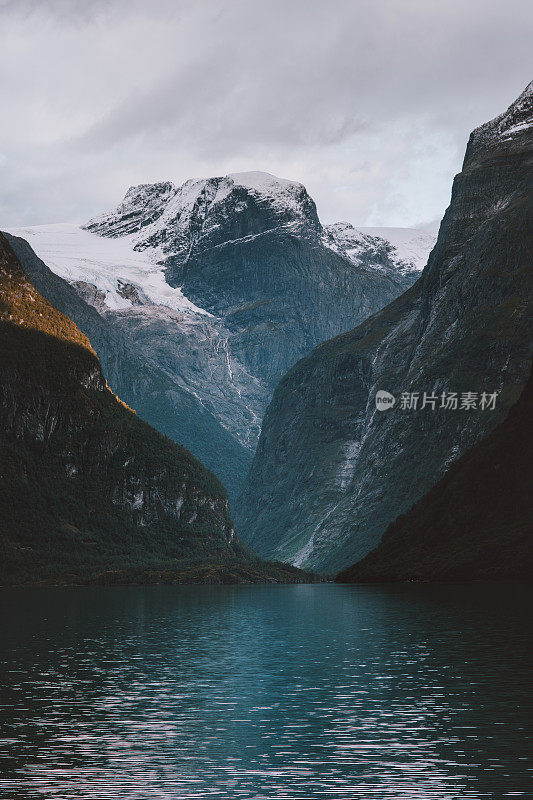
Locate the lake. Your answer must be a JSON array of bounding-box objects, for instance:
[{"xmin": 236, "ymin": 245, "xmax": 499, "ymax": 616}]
[{"xmin": 0, "ymin": 584, "xmax": 531, "ymax": 799}]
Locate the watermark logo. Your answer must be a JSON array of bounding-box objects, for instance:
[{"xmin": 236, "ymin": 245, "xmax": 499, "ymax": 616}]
[
  {"xmin": 374, "ymin": 389, "xmax": 499, "ymax": 411},
  {"xmin": 375, "ymin": 390, "xmax": 396, "ymax": 411},
  {"xmin": 399, "ymin": 391, "xmax": 498, "ymax": 410}
]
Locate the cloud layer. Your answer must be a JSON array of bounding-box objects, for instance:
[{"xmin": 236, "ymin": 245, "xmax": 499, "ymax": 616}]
[{"xmin": 0, "ymin": 0, "xmax": 531, "ymax": 227}]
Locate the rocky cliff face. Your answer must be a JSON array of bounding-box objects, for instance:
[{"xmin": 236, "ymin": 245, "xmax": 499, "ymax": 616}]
[
  {"xmin": 235, "ymin": 83, "xmax": 533, "ymax": 573},
  {"xmin": 10, "ymin": 173, "xmax": 434, "ymax": 500},
  {"xmin": 336, "ymin": 367, "xmax": 533, "ymax": 582},
  {"xmin": 0, "ymin": 232, "xmax": 248, "ymax": 584}
]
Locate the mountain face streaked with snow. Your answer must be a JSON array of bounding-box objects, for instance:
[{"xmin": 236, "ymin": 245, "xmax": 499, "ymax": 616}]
[
  {"xmin": 324, "ymin": 223, "xmax": 433, "ymax": 275},
  {"xmin": 8, "ymin": 171, "xmax": 435, "ymax": 499},
  {"xmin": 234, "ymin": 83, "xmax": 533, "ymax": 572}
]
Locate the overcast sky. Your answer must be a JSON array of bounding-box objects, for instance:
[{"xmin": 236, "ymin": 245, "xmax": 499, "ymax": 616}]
[{"xmin": 0, "ymin": 0, "xmax": 531, "ymax": 229}]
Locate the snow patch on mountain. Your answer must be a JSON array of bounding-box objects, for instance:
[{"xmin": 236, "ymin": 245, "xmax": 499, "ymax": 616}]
[
  {"xmin": 227, "ymin": 171, "xmax": 309, "ymax": 213},
  {"xmin": 7, "ymin": 170, "xmax": 433, "ymax": 504},
  {"xmin": 467, "ymin": 80, "xmax": 533, "ymax": 160},
  {"xmin": 324, "ymin": 222, "xmax": 436, "ymax": 273},
  {"xmin": 357, "ymin": 226, "xmax": 436, "ymax": 269},
  {"xmin": 7, "ymin": 223, "xmax": 211, "ymax": 315}
]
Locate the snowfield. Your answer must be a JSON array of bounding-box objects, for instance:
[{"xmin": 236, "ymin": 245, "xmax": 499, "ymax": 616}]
[
  {"xmin": 356, "ymin": 226, "xmax": 437, "ymax": 269},
  {"xmin": 324, "ymin": 221, "xmax": 436, "ymax": 274},
  {"xmin": 8, "ymin": 222, "xmax": 211, "ymax": 315}
]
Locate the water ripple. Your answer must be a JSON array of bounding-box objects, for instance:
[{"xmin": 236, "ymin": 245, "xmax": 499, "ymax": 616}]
[{"xmin": 0, "ymin": 584, "xmax": 531, "ymax": 799}]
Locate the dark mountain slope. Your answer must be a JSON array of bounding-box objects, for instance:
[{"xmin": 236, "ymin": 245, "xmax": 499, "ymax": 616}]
[
  {"xmin": 235, "ymin": 82, "xmax": 533, "ymax": 573},
  {"xmin": 0, "ymin": 233, "xmax": 314, "ymax": 585},
  {"xmin": 336, "ymin": 367, "xmax": 533, "ymax": 582},
  {"xmin": 6, "ymin": 234, "xmax": 252, "ymax": 501}
]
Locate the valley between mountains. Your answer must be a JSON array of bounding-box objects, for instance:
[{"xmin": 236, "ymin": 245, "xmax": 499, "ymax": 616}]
[{"xmin": 1, "ymin": 83, "xmax": 531, "ymax": 585}]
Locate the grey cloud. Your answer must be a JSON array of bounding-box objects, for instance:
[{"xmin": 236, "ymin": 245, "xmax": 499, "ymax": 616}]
[{"xmin": 0, "ymin": 0, "xmax": 531, "ymax": 228}]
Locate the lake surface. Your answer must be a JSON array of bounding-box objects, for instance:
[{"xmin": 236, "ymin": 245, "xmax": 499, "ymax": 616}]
[{"xmin": 0, "ymin": 584, "xmax": 531, "ymax": 799}]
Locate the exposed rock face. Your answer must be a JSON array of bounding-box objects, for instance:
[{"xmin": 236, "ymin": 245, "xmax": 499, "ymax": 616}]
[
  {"xmin": 336, "ymin": 368, "xmax": 533, "ymax": 582},
  {"xmin": 0, "ymin": 232, "xmax": 247, "ymax": 584},
  {"xmin": 235, "ymin": 83, "xmax": 533, "ymax": 573},
  {"xmin": 9, "ymin": 173, "xmax": 433, "ymax": 500}
]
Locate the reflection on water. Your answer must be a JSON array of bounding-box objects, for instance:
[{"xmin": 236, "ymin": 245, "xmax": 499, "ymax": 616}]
[{"xmin": 0, "ymin": 584, "xmax": 531, "ymax": 799}]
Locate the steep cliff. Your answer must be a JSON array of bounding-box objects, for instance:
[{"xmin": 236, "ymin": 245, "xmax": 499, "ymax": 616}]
[
  {"xmin": 336, "ymin": 368, "xmax": 533, "ymax": 582},
  {"xmin": 9, "ymin": 173, "xmax": 433, "ymax": 500},
  {"xmin": 235, "ymin": 83, "xmax": 533, "ymax": 573},
  {"xmin": 0, "ymin": 233, "xmax": 312, "ymax": 585}
]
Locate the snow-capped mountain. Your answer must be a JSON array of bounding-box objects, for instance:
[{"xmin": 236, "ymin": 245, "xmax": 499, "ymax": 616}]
[
  {"xmin": 85, "ymin": 172, "xmax": 320, "ymax": 249},
  {"xmin": 8, "ymin": 171, "xmax": 436, "ymax": 500}
]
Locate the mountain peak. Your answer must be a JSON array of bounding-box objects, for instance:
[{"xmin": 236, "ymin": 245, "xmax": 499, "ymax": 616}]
[
  {"xmin": 123, "ymin": 181, "xmax": 176, "ymax": 202},
  {"xmin": 465, "ymin": 80, "xmax": 533, "ymax": 163},
  {"xmin": 227, "ymin": 170, "xmax": 306, "ymax": 200},
  {"xmin": 84, "ymin": 170, "xmax": 321, "ymax": 258},
  {"xmin": 85, "ymin": 181, "xmax": 176, "ymax": 238},
  {"xmin": 234, "ymin": 82, "xmax": 533, "ymax": 572}
]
